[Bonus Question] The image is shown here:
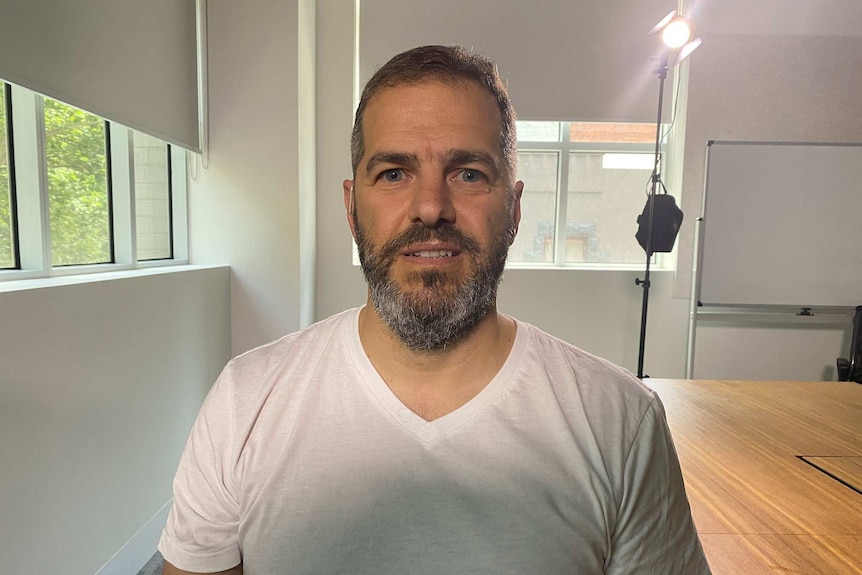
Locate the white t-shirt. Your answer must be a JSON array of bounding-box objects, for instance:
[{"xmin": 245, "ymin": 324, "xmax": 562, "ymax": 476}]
[{"xmin": 159, "ymin": 308, "xmax": 710, "ymax": 574}]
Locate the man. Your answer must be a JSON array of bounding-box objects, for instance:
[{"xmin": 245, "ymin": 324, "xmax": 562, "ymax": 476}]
[{"xmin": 160, "ymin": 45, "xmax": 711, "ymax": 574}]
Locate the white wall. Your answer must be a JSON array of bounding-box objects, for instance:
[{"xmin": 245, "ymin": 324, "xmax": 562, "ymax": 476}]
[
  {"xmin": 188, "ymin": 0, "xmax": 317, "ymax": 357},
  {"xmin": 500, "ymin": 269, "xmax": 690, "ymax": 376},
  {"xmin": 694, "ymin": 323, "xmax": 849, "ymax": 381},
  {"xmin": 0, "ymin": 267, "xmax": 230, "ymax": 574},
  {"xmin": 316, "ymin": 0, "xmax": 368, "ymax": 322}
]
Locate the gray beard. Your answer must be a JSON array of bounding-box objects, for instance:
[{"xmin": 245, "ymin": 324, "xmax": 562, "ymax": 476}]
[{"xmin": 354, "ymin": 212, "xmax": 512, "ymax": 352}]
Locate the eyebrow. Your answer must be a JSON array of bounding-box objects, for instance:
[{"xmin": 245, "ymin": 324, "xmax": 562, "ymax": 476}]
[
  {"xmin": 364, "ymin": 152, "xmax": 419, "ymax": 177},
  {"xmin": 364, "ymin": 149, "xmax": 502, "ymax": 178},
  {"xmin": 444, "ymin": 149, "xmax": 501, "ymax": 177}
]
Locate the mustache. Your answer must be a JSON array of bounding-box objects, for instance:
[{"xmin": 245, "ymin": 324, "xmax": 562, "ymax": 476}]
[{"xmin": 376, "ymin": 223, "xmax": 481, "ymax": 264}]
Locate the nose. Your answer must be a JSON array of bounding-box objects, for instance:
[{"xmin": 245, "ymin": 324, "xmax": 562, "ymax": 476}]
[{"xmin": 408, "ymin": 175, "xmax": 456, "ymax": 227}]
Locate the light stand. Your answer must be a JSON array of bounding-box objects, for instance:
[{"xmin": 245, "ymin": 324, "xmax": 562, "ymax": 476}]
[
  {"xmin": 635, "ymin": 12, "xmax": 700, "ymax": 379},
  {"xmin": 635, "ymin": 53, "xmax": 669, "ymax": 379}
]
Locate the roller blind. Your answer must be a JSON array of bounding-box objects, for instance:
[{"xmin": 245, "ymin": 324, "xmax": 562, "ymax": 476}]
[
  {"xmin": 0, "ymin": 0, "xmax": 199, "ymax": 151},
  {"xmin": 360, "ymin": 0, "xmax": 676, "ymax": 123}
]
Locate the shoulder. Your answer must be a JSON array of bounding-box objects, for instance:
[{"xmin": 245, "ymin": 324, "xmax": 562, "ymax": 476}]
[
  {"xmin": 514, "ymin": 318, "xmax": 658, "ymax": 424},
  {"xmin": 226, "ymin": 308, "xmax": 358, "ymax": 377},
  {"xmin": 205, "ymin": 308, "xmax": 360, "ymax": 412},
  {"xmin": 518, "ymin": 320, "xmax": 652, "ymax": 394}
]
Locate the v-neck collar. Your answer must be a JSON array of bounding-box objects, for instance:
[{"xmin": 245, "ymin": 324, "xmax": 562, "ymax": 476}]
[{"xmin": 346, "ymin": 307, "xmax": 527, "ymax": 442}]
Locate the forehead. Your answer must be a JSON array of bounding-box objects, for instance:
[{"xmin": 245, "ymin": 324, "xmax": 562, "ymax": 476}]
[{"xmin": 361, "ymin": 80, "xmax": 502, "ymax": 159}]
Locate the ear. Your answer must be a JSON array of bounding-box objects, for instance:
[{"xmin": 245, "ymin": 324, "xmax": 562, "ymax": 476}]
[
  {"xmin": 510, "ymin": 180, "xmax": 524, "ymax": 242},
  {"xmin": 343, "ymin": 179, "xmax": 357, "ymax": 241}
]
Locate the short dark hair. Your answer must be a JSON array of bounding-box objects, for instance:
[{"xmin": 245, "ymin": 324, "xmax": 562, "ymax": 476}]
[{"xmin": 350, "ymin": 45, "xmax": 517, "ymax": 180}]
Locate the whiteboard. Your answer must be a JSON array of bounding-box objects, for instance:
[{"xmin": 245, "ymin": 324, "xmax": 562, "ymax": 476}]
[{"xmin": 699, "ymin": 141, "xmax": 862, "ymax": 307}]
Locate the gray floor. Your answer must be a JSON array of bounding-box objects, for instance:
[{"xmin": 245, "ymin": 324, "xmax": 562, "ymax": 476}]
[{"xmin": 137, "ymin": 551, "xmax": 164, "ymax": 575}]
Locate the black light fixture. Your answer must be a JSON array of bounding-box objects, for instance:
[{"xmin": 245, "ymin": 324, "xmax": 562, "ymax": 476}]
[{"xmin": 635, "ymin": 11, "xmax": 701, "ymax": 379}]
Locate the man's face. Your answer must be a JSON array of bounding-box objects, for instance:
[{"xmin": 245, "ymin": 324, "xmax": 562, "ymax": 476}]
[{"xmin": 343, "ymin": 80, "xmax": 523, "ymax": 351}]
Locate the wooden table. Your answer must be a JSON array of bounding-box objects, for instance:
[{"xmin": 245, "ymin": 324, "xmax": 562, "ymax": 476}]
[{"xmin": 645, "ymin": 379, "xmax": 862, "ymax": 575}]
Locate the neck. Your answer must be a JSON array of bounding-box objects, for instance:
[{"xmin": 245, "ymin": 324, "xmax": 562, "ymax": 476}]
[{"xmin": 358, "ymin": 301, "xmax": 517, "ymax": 420}]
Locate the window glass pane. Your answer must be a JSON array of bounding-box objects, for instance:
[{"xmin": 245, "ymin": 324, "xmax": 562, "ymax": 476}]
[
  {"xmin": 133, "ymin": 131, "xmax": 172, "ymax": 260},
  {"xmin": 566, "ymin": 152, "xmax": 652, "ymax": 264},
  {"xmin": 509, "ymin": 152, "xmax": 558, "ymax": 263},
  {"xmin": 44, "ymin": 98, "xmax": 111, "ymax": 265},
  {"xmin": 569, "ymin": 122, "xmax": 655, "ymax": 143},
  {"xmin": 516, "ymin": 121, "xmax": 560, "ymax": 142},
  {"xmin": 0, "ymin": 84, "xmax": 14, "ymax": 269}
]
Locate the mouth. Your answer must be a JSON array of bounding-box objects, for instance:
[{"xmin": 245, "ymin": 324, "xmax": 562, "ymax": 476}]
[
  {"xmin": 408, "ymin": 249, "xmax": 455, "ymax": 259},
  {"xmin": 401, "ymin": 242, "xmax": 463, "ymax": 261}
]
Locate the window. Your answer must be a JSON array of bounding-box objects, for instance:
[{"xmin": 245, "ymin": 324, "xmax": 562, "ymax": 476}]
[
  {"xmin": 0, "ymin": 83, "xmax": 188, "ymax": 281},
  {"xmin": 133, "ymin": 131, "xmax": 172, "ymax": 261},
  {"xmin": 511, "ymin": 121, "xmax": 660, "ymax": 267},
  {"xmin": 0, "ymin": 84, "xmax": 15, "ymax": 269},
  {"xmin": 44, "ymin": 98, "xmax": 112, "ymax": 266}
]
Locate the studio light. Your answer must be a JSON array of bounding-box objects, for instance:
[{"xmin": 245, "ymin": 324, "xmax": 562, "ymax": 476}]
[
  {"xmin": 661, "ymin": 18, "xmax": 692, "ymax": 49},
  {"xmin": 649, "ymin": 11, "xmax": 702, "ymax": 62},
  {"xmin": 634, "ymin": 11, "xmax": 701, "ymax": 379}
]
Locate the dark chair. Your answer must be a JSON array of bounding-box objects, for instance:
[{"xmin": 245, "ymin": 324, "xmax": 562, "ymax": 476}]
[{"xmin": 837, "ymin": 306, "xmax": 862, "ymax": 383}]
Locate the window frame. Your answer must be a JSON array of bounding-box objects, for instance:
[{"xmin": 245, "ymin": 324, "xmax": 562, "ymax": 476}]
[
  {"xmin": 133, "ymin": 134, "xmax": 177, "ymax": 263},
  {"xmin": 0, "ymin": 83, "xmax": 20, "ymax": 270},
  {"xmin": 0, "ymin": 83, "xmax": 188, "ymax": 282},
  {"xmin": 511, "ymin": 121, "xmax": 665, "ymax": 270}
]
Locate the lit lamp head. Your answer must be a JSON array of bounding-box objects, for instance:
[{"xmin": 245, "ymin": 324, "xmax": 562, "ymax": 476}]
[
  {"xmin": 662, "ymin": 18, "xmax": 692, "ymax": 49},
  {"xmin": 649, "ymin": 11, "xmax": 702, "ymax": 63}
]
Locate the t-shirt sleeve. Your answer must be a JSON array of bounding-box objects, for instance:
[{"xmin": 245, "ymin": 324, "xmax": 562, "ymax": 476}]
[
  {"xmin": 606, "ymin": 394, "xmax": 712, "ymax": 575},
  {"xmin": 158, "ymin": 367, "xmax": 243, "ymax": 572}
]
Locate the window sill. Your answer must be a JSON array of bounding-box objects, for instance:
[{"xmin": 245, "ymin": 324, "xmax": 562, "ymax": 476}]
[
  {"xmin": 0, "ymin": 263, "xmax": 227, "ymax": 294},
  {"xmin": 504, "ymin": 262, "xmax": 675, "ymax": 273}
]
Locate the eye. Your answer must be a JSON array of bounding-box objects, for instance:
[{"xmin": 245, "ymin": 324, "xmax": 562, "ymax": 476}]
[
  {"xmin": 458, "ymin": 169, "xmax": 485, "ymax": 183},
  {"xmin": 380, "ymin": 169, "xmax": 404, "ymax": 183}
]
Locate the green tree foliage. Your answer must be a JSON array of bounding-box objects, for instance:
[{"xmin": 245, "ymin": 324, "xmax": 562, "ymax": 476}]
[
  {"xmin": 44, "ymin": 99, "xmax": 110, "ymax": 266},
  {"xmin": 0, "ymin": 88, "xmax": 12, "ymax": 269},
  {"xmin": 0, "ymin": 95, "xmax": 111, "ymax": 269}
]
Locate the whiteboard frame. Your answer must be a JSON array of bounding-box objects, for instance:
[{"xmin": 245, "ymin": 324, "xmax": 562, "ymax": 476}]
[
  {"xmin": 696, "ymin": 140, "xmax": 862, "ymax": 308},
  {"xmin": 685, "ymin": 140, "xmax": 862, "ymax": 378}
]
